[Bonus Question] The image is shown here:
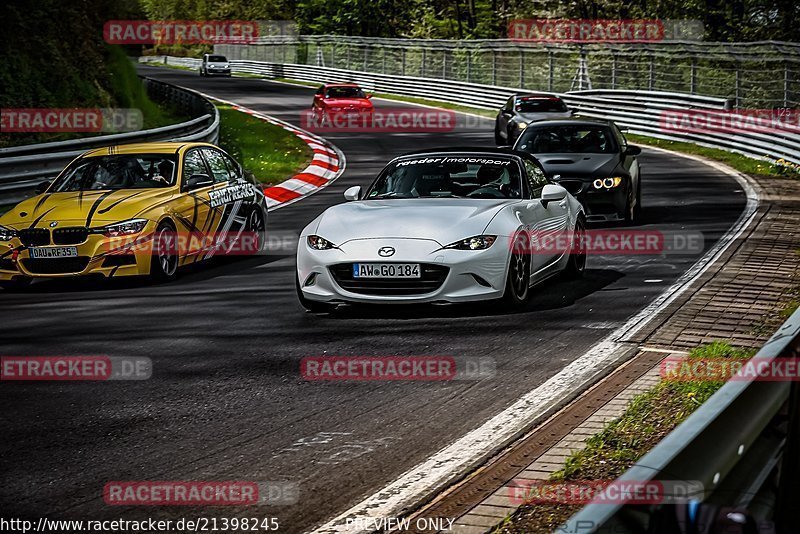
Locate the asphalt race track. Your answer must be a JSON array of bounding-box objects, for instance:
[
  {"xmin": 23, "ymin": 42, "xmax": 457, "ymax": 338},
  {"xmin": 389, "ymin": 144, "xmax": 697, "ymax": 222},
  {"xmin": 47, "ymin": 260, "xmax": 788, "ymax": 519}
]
[{"xmin": 0, "ymin": 66, "xmax": 747, "ymax": 532}]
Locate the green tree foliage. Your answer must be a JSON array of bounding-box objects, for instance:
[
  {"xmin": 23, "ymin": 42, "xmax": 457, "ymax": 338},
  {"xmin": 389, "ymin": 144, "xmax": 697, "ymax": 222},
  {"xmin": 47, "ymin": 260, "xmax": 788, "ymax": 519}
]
[{"xmin": 136, "ymin": 0, "xmax": 798, "ymax": 41}]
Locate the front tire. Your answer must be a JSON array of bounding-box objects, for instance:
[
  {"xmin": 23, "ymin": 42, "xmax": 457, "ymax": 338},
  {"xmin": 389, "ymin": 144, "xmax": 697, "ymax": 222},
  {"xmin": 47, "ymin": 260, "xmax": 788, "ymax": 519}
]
[
  {"xmin": 500, "ymin": 234, "xmax": 531, "ymax": 309},
  {"xmin": 563, "ymin": 216, "xmax": 587, "ymax": 279},
  {"xmin": 296, "ymin": 276, "xmax": 335, "ymax": 313},
  {"xmin": 624, "ymin": 185, "xmax": 637, "ymax": 226},
  {"xmin": 246, "ymin": 207, "xmax": 267, "ymax": 254},
  {"xmin": 150, "ymin": 221, "xmax": 178, "ymax": 282},
  {"xmin": 494, "ymin": 121, "xmax": 504, "ymax": 145}
]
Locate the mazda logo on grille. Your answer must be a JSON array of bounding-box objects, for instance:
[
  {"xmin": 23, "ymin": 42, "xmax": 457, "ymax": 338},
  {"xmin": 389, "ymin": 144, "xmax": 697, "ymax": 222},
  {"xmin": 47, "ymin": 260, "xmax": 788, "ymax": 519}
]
[
  {"xmin": 378, "ymin": 246, "xmax": 395, "ymax": 257},
  {"xmin": 49, "ymin": 222, "xmax": 58, "ymax": 228}
]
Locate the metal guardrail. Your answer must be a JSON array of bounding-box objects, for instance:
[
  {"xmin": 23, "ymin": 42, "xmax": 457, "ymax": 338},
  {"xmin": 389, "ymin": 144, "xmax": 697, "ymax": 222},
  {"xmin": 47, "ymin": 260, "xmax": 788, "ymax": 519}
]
[
  {"xmin": 215, "ymin": 36, "xmax": 800, "ymax": 108},
  {"xmin": 0, "ymin": 76, "xmax": 219, "ymax": 205},
  {"xmin": 141, "ymin": 55, "xmax": 800, "ymax": 166},
  {"xmin": 564, "ymin": 307, "xmax": 800, "ymax": 532}
]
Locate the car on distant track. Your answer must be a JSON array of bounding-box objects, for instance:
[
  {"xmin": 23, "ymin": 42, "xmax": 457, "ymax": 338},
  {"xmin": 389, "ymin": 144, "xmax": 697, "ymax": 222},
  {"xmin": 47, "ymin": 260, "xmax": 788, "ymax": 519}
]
[
  {"xmin": 296, "ymin": 148, "xmax": 586, "ymax": 312},
  {"xmin": 199, "ymin": 54, "xmax": 232, "ymax": 77},
  {"xmin": 311, "ymin": 82, "xmax": 374, "ymax": 125},
  {"xmin": 514, "ymin": 118, "xmax": 642, "ymax": 224},
  {"xmin": 494, "ymin": 93, "xmax": 574, "ymax": 146},
  {"xmin": 0, "ymin": 142, "xmax": 268, "ymax": 289}
]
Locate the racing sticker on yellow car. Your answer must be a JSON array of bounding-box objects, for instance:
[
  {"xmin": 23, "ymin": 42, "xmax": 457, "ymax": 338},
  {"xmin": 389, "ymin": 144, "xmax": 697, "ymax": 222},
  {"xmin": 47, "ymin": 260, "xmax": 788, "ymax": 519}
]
[{"xmin": 208, "ymin": 183, "xmax": 257, "ymax": 208}]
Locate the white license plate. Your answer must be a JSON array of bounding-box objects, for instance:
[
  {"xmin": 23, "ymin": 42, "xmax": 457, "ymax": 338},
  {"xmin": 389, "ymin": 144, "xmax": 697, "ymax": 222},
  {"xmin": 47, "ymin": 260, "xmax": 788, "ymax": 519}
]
[
  {"xmin": 29, "ymin": 246, "xmax": 78, "ymax": 259},
  {"xmin": 353, "ymin": 263, "xmax": 421, "ymax": 279}
]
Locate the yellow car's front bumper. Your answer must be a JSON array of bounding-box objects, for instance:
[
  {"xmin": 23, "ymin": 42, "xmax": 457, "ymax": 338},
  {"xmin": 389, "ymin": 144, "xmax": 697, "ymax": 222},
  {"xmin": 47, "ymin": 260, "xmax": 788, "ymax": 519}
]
[{"xmin": 0, "ymin": 231, "xmax": 156, "ymax": 281}]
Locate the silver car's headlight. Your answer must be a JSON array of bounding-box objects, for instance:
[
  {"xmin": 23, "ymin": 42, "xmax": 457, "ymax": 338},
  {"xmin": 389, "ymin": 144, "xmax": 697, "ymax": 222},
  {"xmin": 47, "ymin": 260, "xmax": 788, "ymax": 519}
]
[
  {"xmin": 100, "ymin": 219, "xmax": 148, "ymax": 237},
  {"xmin": 515, "ymin": 121, "xmax": 529, "ymax": 129},
  {"xmin": 0, "ymin": 225, "xmax": 17, "ymax": 241},
  {"xmin": 444, "ymin": 235, "xmax": 497, "ymax": 250},
  {"xmin": 307, "ymin": 235, "xmax": 338, "ymax": 250}
]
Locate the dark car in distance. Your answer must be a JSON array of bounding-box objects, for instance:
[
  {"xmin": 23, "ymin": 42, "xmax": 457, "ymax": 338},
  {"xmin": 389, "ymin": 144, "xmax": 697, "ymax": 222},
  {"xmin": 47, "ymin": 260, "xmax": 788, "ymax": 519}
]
[{"xmin": 494, "ymin": 93, "xmax": 574, "ymax": 146}]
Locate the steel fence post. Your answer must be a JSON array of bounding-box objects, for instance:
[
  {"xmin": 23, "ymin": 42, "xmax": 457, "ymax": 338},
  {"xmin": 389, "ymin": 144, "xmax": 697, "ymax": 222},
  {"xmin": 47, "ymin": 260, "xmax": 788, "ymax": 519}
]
[
  {"xmin": 785, "ymin": 63, "xmax": 790, "ymax": 108},
  {"xmin": 467, "ymin": 50, "xmax": 472, "ymax": 83},
  {"xmin": 519, "ymin": 49, "xmax": 524, "ymax": 88},
  {"xmin": 422, "ymin": 48, "xmax": 427, "ymax": 77},
  {"xmin": 735, "ymin": 65, "xmax": 741, "ymax": 108},
  {"xmin": 492, "ymin": 49, "xmax": 497, "ymax": 86},
  {"xmin": 691, "ymin": 57, "xmax": 697, "ymax": 94},
  {"xmin": 548, "ymin": 50, "xmax": 554, "ymax": 92}
]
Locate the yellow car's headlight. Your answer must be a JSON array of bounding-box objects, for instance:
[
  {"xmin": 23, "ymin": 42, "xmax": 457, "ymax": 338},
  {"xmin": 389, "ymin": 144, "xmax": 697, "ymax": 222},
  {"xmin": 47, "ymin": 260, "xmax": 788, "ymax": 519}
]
[
  {"xmin": 0, "ymin": 225, "xmax": 17, "ymax": 241},
  {"xmin": 99, "ymin": 219, "xmax": 148, "ymax": 238}
]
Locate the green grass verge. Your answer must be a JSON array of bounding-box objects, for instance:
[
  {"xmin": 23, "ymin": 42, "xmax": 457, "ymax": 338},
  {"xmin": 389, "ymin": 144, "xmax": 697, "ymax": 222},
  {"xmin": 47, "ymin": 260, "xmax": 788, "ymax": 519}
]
[
  {"xmin": 216, "ymin": 104, "xmax": 312, "ymax": 185},
  {"xmin": 493, "ymin": 342, "xmax": 754, "ymax": 534},
  {"xmin": 1, "ymin": 48, "xmax": 186, "ymax": 149},
  {"xmin": 626, "ymin": 134, "xmax": 799, "ymax": 179},
  {"xmin": 107, "ymin": 47, "xmax": 187, "ymax": 130}
]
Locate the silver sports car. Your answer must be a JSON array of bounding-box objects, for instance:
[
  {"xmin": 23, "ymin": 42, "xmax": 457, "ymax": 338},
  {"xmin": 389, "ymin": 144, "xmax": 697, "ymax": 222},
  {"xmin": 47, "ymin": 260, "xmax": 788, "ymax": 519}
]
[{"xmin": 296, "ymin": 148, "xmax": 586, "ymax": 311}]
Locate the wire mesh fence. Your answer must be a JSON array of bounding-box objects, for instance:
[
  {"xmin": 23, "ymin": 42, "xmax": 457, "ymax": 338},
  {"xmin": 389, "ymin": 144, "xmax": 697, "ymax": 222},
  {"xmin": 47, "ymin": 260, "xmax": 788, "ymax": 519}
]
[{"xmin": 216, "ymin": 36, "xmax": 800, "ymax": 109}]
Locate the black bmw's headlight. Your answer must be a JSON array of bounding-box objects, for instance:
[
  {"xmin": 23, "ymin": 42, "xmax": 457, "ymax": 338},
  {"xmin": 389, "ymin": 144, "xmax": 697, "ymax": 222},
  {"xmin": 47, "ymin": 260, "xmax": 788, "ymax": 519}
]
[
  {"xmin": 0, "ymin": 225, "xmax": 17, "ymax": 241},
  {"xmin": 444, "ymin": 235, "xmax": 497, "ymax": 250},
  {"xmin": 307, "ymin": 235, "xmax": 338, "ymax": 250},
  {"xmin": 592, "ymin": 177, "xmax": 624, "ymax": 189}
]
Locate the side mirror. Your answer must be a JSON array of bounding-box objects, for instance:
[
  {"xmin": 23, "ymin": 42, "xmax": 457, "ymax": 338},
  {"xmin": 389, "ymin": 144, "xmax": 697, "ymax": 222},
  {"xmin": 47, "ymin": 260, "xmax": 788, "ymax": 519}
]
[
  {"xmin": 35, "ymin": 181, "xmax": 52, "ymax": 194},
  {"xmin": 344, "ymin": 185, "xmax": 362, "ymax": 201},
  {"xmin": 625, "ymin": 145, "xmax": 642, "ymax": 156},
  {"xmin": 366, "ymin": 93, "xmax": 373, "ymax": 99},
  {"xmin": 552, "ymin": 174, "xmax": 562, "ymax": 181},
  {"xmin": 186, "ymin": 174, "xmax": 213, "ymax": 191},
  {"xmin": 541, "ymin": 183, "xmax": 567, "ymax": 207}
]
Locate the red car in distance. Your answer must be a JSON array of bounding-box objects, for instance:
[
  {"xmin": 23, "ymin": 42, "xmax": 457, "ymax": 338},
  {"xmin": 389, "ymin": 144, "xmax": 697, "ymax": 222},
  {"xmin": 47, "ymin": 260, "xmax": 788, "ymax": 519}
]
[{"xmin": 312, "ymin": 83, "xmax": 374, "ymax": 125}]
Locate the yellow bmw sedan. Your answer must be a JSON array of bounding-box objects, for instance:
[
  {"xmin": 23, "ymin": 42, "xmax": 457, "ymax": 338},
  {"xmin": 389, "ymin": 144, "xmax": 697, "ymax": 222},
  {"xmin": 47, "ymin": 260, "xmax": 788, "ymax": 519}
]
[{"xmin": 0, "ymin": 142, "xmax": 268, "ymax": 289}]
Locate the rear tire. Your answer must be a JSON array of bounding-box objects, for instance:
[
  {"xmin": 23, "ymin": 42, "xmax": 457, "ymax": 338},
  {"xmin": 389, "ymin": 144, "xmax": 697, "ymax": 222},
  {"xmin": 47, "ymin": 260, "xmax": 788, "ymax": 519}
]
[
  {"xmin": 500, "ymin": 233, "xmax": 531, "ymax": 309},
  {"xmin": 150, "ymin": 221, "xmax": 178, "ymax": 282},
  {"xmin": 563, "ymin": 216, "xmax": 587, "ymax": 280},
  {"xmin": 296, "ymin": 276, "xmax": 335, "ymax": 313}
]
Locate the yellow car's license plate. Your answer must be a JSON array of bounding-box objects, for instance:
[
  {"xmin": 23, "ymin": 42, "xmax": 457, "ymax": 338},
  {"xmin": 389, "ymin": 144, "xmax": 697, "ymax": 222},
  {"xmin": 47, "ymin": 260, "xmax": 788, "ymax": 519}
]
[{"xmin": 29, "ymin": 246, "xmax": 78, "ymax": 259}]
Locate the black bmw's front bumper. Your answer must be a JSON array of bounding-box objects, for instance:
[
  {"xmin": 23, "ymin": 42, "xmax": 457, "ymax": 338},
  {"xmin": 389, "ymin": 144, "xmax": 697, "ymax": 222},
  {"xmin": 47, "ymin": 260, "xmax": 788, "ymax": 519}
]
[{"xmin": 556, "ymin": 178, "xmax": 628, "ymax": 223}]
